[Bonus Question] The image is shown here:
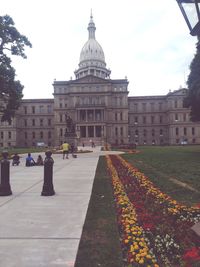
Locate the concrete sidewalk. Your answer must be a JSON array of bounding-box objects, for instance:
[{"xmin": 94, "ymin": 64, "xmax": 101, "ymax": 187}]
[{"xmin": 0, "ymin": 146, "xmax": 123, "ymax": 267}]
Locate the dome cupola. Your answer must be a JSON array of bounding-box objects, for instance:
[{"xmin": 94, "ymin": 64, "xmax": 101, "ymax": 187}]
[{"xmin": 75, "ymin": 13, "xmax": 111, "ymax": 79}]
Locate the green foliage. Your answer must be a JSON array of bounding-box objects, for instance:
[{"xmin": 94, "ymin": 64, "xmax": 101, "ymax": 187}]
[
  {"xmin": 184, "ymin": 39, "xmax": 200, "ymax": 121},
  {"xmin": 0, "ymin": 15, "xmax": 32, "ymax": 123}
]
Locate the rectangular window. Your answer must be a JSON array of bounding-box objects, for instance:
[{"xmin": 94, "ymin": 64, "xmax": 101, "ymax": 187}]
[
  {"xmin": 48, "ymin": 119, "xmax": 51, "ymax": 126},
  {"xmin": 40, "ymin": 119, "xmax": 43, "ymax": 126},
  {"xmin": 32, "ymin": 132, "xmax": 35, "ymax": 139},
  {"xmin": 120, "ymin": 112, "xmax": 123, "ymax": 121},
  {"xmin": 80, "ymin": 126, "xmax": 86, "ymax": 138},
  {"xmin": 120, "ymin": 127, "xmax": 123, "ymax": 136},
  {"xmin": 0, "ymin": 132, "xmax": 4, "ymax": 139},
  {"xmin": 47, "ymin": 105, "xmax": 52, "ymax": 113},
  {"xmin": 176, "ymin": 127, "xmax": 179, "ymax": 135},
  {"xmin": 32, "ymin": 119, "xmax": 35, "ymax": 126},
  {"xmin": 134, "ymin": 117, "xmax": 138, "ymax": 124},
  {"xmin": 32, "ymin": 106, "xmax": 35, "ymax": 114},
  {"xmin": 150, "ymin": 103, "xmax": 155, "ymax": 111},
  {"xmin": 159, "ymin": 116, "xmax": 163, "ymax": 124},
  {"xmin": 143, "ymin": 116, "xmax": 146, "ymax": 124},
  {"xmin": 25, "ymin": 132, "xmax": 27, "ymax": 139},
  {"xmin": 24, "ymin": 119, "xmax": 27, "ymax": 127},
  {"xmin": 40, "ymin": 131, "xmax": 43, "ymax": 139},
  {"xmin": 80, "ymin": 110, "xmax": 86, "ymax": 121},
  {"xmin": 60, "ymin": 128, "xmax": 63, "ymax": 137},
  {"xmin": 151, "ymin": 116, "xmax": 154, "ymax": 124},
  {"xmin": 39, "ymin": 106, "xmax": 44, "ymax": 113},
  {"xmin": 184, "ymin": 127, "xmax": 187, "ymax": 135},
  {"xmin": 88, "ymin": 126, "xmax": 94, "ymax": 137},
  {"xmin": 8, "ymin": 131, "xmax": 11, "ymax": 139},
  {"xmin": 142, "ymin": 103, "xmax": 146, "ymax": 111},
  {"xmin": 95, "ymin": 126, "xmax": 101, "ymax": 137},
  {"xmin": 48, "ymin": 131, "xmax": 51, "ymax": 139},
  {"xmin": 192, "ymin": 127, "xmax": 195, "ymax": 135},
  {"xmin": 115, "ymin": 113, "xmax": 118, "ymax": 121},
  {"xmin": 134, "ymin": 104, "xmax": 138, "ymax": 112},
  {"xmin": 24, "ymin": 106, "xmax": 27, "ymax": 114}
]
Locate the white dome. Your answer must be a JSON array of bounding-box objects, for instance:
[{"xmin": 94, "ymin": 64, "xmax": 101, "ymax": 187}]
[
  {"xmin": 74, "ymin": 14, "xmax": 111, "ymax": 79},
  {"xmin": 80, "ymin": 39, "xmax": 105, "ymax": 64}
]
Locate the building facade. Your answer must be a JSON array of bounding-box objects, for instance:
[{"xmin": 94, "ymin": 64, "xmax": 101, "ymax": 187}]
[{"xmin": 0, "ymin": 15, "xmax": 200, "ymax": 148}]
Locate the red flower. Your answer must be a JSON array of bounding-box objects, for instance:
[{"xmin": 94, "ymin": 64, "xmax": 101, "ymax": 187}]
[
  {"xmin": 143, "ymin": 222, "xmax": 154, "ymax": 231},
  {"xmin": 183, "ymin": 247, "xmax": 200, "ymax": 262}
]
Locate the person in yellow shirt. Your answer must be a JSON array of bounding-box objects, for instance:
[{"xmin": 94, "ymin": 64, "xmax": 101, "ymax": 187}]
[{"xmin": 61, "ymin": 141, "xmax": 70, "ymax": 159}]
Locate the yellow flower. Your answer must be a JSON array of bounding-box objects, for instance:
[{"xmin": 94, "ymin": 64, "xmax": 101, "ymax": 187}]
[
  {"xmin": 146, "ymin": 254, "xmax": 152, "ymax": 259},
  {"xmin": 139, "ymin": 259, "xmax": 144, "ymax": 264}
]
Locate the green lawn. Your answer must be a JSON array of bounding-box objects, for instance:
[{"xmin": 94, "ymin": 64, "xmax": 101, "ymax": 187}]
[
  {"xmin": 74, "ymin": 156, "xmax": 124, "ymax": 267},
  {"xmin": 122, "ymin": 145, "xmax": 200, "ymax": 206}
]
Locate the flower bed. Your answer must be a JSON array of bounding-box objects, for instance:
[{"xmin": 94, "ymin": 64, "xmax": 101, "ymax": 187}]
[{"xmin": 106, "ymin": 154, "xmax": 200, "ymax": 267}]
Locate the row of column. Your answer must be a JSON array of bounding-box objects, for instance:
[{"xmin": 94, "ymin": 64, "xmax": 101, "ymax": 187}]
[
  {"xmin": 79, "ymin": 125, "xmax": 104, "ymax": 138},
  {"xmin": 77, "ymin": 109, "xmax": 104, "ymax": 122}
]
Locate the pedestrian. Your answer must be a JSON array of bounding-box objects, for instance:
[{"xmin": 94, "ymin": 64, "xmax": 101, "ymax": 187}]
[
  {"xmin": 70, "ymin": 143, "xmax": 75, "ymax": 157},
  {"xmin": 61, "ymin": 141, "xmax": 70, "ymax": 159},
  {"xmin": 36, "ymin": 155, "xmax": 44, "ymax": 166},
  {"xmin": 12, "ymin": 153, "xmax": 20, "ymax": 166},
  {"xmin": 25, "ymin": 153, "xmax": 36, "ymax": 166}
]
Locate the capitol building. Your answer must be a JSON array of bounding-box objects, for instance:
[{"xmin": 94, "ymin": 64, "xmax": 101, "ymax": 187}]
[{"xmin": 1, "ymin": 15, "xmax": 200, "ymax": 148}]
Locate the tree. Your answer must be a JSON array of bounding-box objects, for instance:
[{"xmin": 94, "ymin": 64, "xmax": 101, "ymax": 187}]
[
  {"xmin": 0, "ymin": 15, "xmax": 32, "ymax": 122},
  {"xmin": 184, "ymin": 39, "xmax": 200, "ymax": 121}
]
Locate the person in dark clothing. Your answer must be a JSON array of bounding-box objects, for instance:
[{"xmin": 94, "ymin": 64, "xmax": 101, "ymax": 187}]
[
  {"xmin": 70, "ymin": 143, "xmax": 75, "ymax": 156},
  {"xmin": 12, "ymin": 153, "xmax": 20, "ymax": 166},
  {"xmin": 36, "ymin": 155, "xmax": 44, "ymax": 166}
]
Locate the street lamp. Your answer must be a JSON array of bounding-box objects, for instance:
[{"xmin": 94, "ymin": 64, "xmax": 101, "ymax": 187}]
[{"xmin": 176, "ymin": 0, "xmax": 200, "ymax": 36}]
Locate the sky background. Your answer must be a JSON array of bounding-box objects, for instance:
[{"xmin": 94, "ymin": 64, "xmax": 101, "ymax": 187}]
[{"xmin": 1, "ymin": 0, "xmax": 198, "ymax": 99}]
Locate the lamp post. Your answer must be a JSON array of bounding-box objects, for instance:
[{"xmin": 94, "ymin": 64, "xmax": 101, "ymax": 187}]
[{"xmin": 176, "ymin": 0, "xmax": 200, "ymax": 36}]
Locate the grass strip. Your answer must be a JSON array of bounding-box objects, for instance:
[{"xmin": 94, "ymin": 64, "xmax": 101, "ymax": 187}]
[{"xmin": 74, "ymin": 156, "xmax": 124, "ymax": 267}]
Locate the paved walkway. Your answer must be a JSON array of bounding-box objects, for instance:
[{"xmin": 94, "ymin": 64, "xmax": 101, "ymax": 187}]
[{"xmin": 0, "ymin": 146, "xmax": 123, "ymax": 267}]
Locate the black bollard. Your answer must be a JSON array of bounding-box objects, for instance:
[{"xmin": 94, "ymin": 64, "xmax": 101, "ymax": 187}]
[
  {"xmin": 41, "ymin": 150, "xmax": 55, "ymax": 196},
  {"xmin": 0, "ymin": 151, "xmax": 12, "ymax": 196}
]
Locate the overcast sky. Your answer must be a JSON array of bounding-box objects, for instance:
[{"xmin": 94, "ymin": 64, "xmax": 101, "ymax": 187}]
[{"xmin": 1, "ymin": 0, "xmax": 198, "ymax": 99}]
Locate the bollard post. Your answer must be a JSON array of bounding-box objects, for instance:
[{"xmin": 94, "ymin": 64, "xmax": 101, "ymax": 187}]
[
  {"xmin": 41, "ymin": 150, "xmax": 55, "ymax": 196},
  {"xmin": 0, "ymin": 151, "xmax": 12, "ymax": 196}
]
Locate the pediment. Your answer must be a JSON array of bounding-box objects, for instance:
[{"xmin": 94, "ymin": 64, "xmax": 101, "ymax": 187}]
[{"xmin": 167, "ymin": 88, "xmax": 188, "ymax": 97}]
